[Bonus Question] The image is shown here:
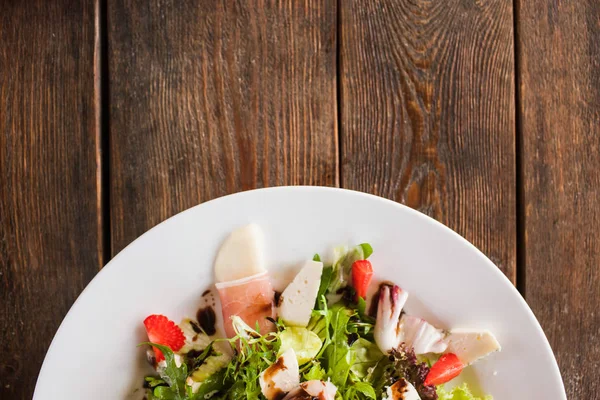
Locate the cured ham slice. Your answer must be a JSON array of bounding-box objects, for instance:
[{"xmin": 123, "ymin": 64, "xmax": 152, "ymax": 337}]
[{"xmin": 216, "ymin": 271, "xmax": 276, "ymax": 338}]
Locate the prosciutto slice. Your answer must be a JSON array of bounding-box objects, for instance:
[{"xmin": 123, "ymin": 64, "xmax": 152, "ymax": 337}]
[{"xmin": 215, "ymin": 271, "xmax": 276, "ymax": 338}]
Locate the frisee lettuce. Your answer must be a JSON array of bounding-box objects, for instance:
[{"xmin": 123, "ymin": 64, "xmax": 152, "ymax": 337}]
[
  {"xmin": 140, "ymin": 243, "xmax": 494, "ymax": 400},
  {"xmin": 223, "ymin": 335, "xmax": 278, "ymax": 398},
  {"xmin": 141, "ymin": 320, "xmax": 280, "ymax": 400}
]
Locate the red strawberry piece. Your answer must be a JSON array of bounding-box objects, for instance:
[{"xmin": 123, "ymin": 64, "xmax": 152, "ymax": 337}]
[
  {"xmin": 424, "ymin": 353, "xmax": 464, "ymax": 386},
  {"xmin": 143, "ymin": 314, "xmax": 185, "ymax": 362},
  {"xmin": 351, "ymin": 259, "xmax": 374, "ymax": 301}
]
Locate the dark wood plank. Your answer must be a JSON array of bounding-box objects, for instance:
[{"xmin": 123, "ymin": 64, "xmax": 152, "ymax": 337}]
[
  {"xmin": 0, "ymin": 1, "xmax": 102, "ymax": 398},
  {"xmin": 108, "ymin": 0, "xmax": 338, "ymax": 254},
  {"xmin": 340, "ymin": 1, "xmax": 516, "ymax": 280},
  {"xmin": 518, "ymin": 1, "xmax": 600, "ymax": 397}
]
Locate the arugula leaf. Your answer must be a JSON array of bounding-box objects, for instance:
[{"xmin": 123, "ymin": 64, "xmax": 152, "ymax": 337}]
[
  {"xmin": 153, "ymin": 386, "xmax": 179, "ymax": 400},
  {"xmin": 351, "ymin": 381, "xmax": 377, "ymax": 399},
  {"xmin": 145, "ymin": 376, "xmax": 168, "ymax": 389},
  {"xmin": 226, "ymin": 381, "xmax": 245, "ymax": 399},
  {"xmin": 315, "ymin": 266, "xmax": 333, "ymax": 309},
  {"xmin": 307, "ymin": 312, "xmax": 329, "ymax": 342},
  {"xmin": 322, "ymin": 304, "xmax": 353, "ymax": 387},
  {"xmin": 306, "ymin": 299, "xmax": 333, "ymax": 370},
  {"xmin": 140, "ymin": 342, "xmax": 188, "ymax": 400},
  {"xmin": 192, "ymin": 367, "xmax": 229, "ymax": 399},
  {"xmin": 357, "ymin": 297, "xmax": 375, "ymax": 324},
  {"xmin": 212, "ymin": 325, "xmax": 280, "ymax": 399},
  {"xmin": 365, "ymin": 356, "xmax": 394, "ymax": 396}
]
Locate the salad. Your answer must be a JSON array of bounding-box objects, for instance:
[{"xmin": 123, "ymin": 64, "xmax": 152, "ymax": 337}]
[{"xmin": 138, "ymin": 224, "xmax": 500, "ymax": 400}]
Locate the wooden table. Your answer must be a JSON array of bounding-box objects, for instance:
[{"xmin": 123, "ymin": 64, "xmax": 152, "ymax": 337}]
[{"xmin": 1, "ymin": 1, "xmax": 598, "ymax": 398}]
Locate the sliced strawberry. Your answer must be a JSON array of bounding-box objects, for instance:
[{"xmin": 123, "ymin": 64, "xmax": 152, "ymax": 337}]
[
  {"xmin": 424, "ymin": 353, "xmax": 464, "ymax": 386},
  {"xmin": 143, "ymin": 314, "xmax": 185, "ymax": 362},
  {"xmin": 351, "ymin": 259, "xmax": 373, "ymax": 301}
]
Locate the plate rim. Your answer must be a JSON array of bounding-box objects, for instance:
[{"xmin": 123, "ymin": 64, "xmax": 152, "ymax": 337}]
[{"xmin": 34, "ymin": 186, "xmax": 567, "ymax": 398}]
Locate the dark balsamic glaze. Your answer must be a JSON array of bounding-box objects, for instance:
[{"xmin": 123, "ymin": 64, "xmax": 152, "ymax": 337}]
[
  {"xmin": 274, "ymin": 290, "xmax": 282, "ymax": 307},
  {"xmin": 196, "ymin": 306, "xmax": 217, "ymax": 335}
]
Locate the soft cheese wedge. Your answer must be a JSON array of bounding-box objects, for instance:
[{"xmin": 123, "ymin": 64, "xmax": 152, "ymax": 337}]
[
  {"xmin": 278, "ymin": 260, "xmax": 323, "ymax": 327},
  {"xmin": 444, "ymin": 329, "xmax": 501, "ymax": 365},
  {"xmin": 259, "ymin": 348, "xmax": 300, "ymax": 400},
  {"xmin": 214, "ymin": 224, "xmax": 266, "ymax": 282},
  {"xmin": 384, "ymin": 379, "xmax": 421, "ymax": 400},
  {"xmin": 283, "ymin": 380, "xmax": 337, "ymax": 400}
]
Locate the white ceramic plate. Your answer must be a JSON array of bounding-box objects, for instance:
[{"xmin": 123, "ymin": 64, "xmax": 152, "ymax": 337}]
[{"xmin": 34, "ymin": 187, "xmax": 566, "ymax": 399}]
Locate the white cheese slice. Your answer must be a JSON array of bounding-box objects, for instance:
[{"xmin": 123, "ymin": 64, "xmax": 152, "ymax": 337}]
[
  {"xmin": 444, "ymin": 329, "xmax": 501, "ymax": 365},
  {"xmin": 214, "ymin": 224, "xmax": 266, "ymax": 282},
  {"xmin": 385, "ymin": 379, "xmax": 421, "ymax": 400},
  {"xmin": 259, "ymin": 348, "xmax": 300, "ymax": 400},
  {"xmin": 278, "ymin": 260, "xmax": 323, "ymax": 327},
  {"xmin": 301, "ymin": 380, "xmax": 337, "ymax": 399}
]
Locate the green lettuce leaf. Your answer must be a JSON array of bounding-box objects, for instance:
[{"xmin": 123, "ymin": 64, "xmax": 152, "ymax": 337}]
[
  {"xmin": 437, "ymin": 384, "xmax": 493, "ymax": 400},
  {"xmin": 349, "ymin": 338, "xmax": 384, "ymax": 379},
  {"xmin": 329, "ymin": 245, "xmax": 369, "ymax": 293},
  {"xmin": 359, "ymin": 243, "xmax": 373, "ymax": 259},
  {"xmin": 278, "ymin": 327, "xmax": 322, "ymax": 364}
]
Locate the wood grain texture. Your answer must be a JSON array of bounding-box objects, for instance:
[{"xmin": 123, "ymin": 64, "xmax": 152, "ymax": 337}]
[
  {"xmin": 340, "ymin": 0, "xmax": 516, "ymax": 280},
  {"xmin": 0, "ymin": 1, "xmax": 102, "ymax": 398},
  {"xmin": 518, "ymin": 1, "xmax": 600, "ymax": 397},
  {"xmin": 108, "ymin": 0, "xmax": 338, "ymax": 255}
]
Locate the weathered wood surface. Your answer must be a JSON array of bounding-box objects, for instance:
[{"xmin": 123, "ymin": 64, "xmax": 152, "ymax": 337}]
[
  {"xmin": 2, "ymin": 0, "xmax": 600, "ymax": 398},
  {"xmin": 517, "ymin": 0, "xmax": 600, "ymax": 397},
  {"xmin": 0, "ymin": 1, "xmax": 102, "ymax": 399},
  {"xmin": 339, "ymin": 0, "xmax": 517, "ymax": 281},
  {"xmin": 107, "ymin": 0, "xmax": 338, "ymax": 255}
]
